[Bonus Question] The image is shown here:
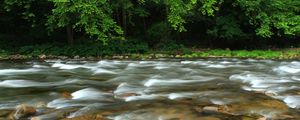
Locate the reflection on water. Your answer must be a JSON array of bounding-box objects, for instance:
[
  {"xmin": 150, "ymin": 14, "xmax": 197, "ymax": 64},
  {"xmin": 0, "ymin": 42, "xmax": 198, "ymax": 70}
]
[{"xmin": 0, "ymin": 59, "xmax": 300, "ymax": 120}]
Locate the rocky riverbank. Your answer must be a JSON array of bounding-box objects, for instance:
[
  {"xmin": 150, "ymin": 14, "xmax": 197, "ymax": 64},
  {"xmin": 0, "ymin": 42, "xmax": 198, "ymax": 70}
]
[{"xmin": 0, "ymin": 49, "xmax": 300, "ymax": 61}]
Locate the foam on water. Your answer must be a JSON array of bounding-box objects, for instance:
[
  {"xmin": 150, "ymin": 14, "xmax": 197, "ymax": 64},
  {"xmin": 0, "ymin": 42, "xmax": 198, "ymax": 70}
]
[
  {"xmin": 97, "ymin": 60, "xmax": 121, "ymax": 68},
  {"xmin": 144, "ymin": 78, "xmax": 215, "ymax": 87},
  {"xmin": 0, "ymin": 79, "xmax": 80, "ymax": 88},
  {"xmin": 0, "ymin": 68, "xmax": 40, "ymax": 75},
  {"xmin": 207, "ymin": 64, "xmax": 227, "ymax": 68},
  {"xmin": 52, "ymin": 63, "xmax": 93, "ymax": 70},
  {"xmin": 71, "ymin": 88, "xmax": 113, "ymax": 101},
  {"xmin": 283, "ymin": 96, "xmax": 300, "ymax": 108},
  {"xmin": 274, "ymin": 66, "xmax": 300, "ymax": 74},
  {"xmin": 114, "ymin": 83, "xmax": 145, "ymax": 96},
  {"xmin": 292, "ymin": 76, "xmax": 300, "ymax": 81},
  {"xmin": 33, "ymin": 64, "xmax": 48, "ymax": 68},
  {"xmin": 93, "ymin": 68, "xmax": 116, "ymax": 74},
  {"xmin": 168, "ymin": 93, "xmax": 195, "ymax": 100},
  {"xmin": 47, "ymin": 88, "xmax": 113, "ymax": 109},
  {"xmin": 125, "ymin": 94, "xmax": 167, "ymax": 102},
  {"xmin": 47, "ymin": 99, "xmax": 88, "ymax": 109}
]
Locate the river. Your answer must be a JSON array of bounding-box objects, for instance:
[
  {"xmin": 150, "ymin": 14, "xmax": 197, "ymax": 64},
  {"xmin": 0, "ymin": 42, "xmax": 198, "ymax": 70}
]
[{"xmin": 0, "ymin": 59, "xmax": 299, "ymax": 120}]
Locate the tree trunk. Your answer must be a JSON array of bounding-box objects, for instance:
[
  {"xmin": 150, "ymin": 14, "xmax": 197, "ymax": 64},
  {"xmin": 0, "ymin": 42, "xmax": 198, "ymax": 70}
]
[
  {"xmin": 66, "ymin": 25, "xmax": 74, "ymax": 46},
  {"xmin": 122, "ymin": 5, "xmax": 127, "ymax": 37}
]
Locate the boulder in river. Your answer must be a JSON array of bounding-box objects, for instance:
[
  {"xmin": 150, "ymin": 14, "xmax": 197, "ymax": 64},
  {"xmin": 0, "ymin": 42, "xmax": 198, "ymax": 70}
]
[
  {"xmin": 195, "ymin": 99, "xmax": 291, "ymax": 119},
  {"xmin": 12, "ymin": 104, "xmax": 36, "ymax": 119},
  {"xmin": 62, "ymin": 112, "xmax": 112, "ymax": 120},
  {"xmin": 61, "ymin": 91, "xmax": 73, "ymax": 99},
  {"xmin": 0, "ymin": 109, "xmax": 12, "ymax": 119}
]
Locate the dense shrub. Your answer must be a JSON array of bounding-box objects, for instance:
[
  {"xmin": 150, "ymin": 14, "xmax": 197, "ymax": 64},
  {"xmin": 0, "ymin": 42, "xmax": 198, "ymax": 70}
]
[{"xmin": 17, "ymin": 40, "xmax": 149, "ymax": 57}]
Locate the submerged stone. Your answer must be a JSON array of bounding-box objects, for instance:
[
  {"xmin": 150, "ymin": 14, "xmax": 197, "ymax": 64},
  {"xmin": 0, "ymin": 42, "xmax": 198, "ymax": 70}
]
[{"xmin": 12, "ymin": 104, "xmax": 36, "ymax": 119}]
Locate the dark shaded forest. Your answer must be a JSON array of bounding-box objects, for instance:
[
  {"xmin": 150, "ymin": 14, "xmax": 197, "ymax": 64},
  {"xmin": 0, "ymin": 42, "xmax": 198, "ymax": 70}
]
[{"xmin": 0, "ymin": 0, "xmax": 299, "ymax": 56}]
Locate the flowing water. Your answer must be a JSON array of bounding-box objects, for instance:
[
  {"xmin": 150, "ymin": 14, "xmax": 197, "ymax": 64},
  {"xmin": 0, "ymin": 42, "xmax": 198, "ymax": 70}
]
[{"xmin": 0, "ymin": 59, "xmax": 300, "ymax": 120}]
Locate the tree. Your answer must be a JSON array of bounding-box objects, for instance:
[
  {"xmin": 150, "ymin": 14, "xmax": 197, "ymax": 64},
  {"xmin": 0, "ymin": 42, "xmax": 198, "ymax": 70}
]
[
  {"xmin": 234, "ymin": 0, "xmax": 300, "ymax": 37},
  {"xmin": 158, "ymin": 0, "xmax": 223, "ymax": 32},
  {"xmin": 47, "ymin": 0, "xmax": 123, "ymax": 45}
]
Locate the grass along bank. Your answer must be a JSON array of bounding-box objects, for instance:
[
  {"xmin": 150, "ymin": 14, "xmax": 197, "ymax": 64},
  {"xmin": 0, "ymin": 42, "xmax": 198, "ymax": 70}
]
[{"xmin": 180, "ymin": 49, "xmax": 300, "ymax": 59}]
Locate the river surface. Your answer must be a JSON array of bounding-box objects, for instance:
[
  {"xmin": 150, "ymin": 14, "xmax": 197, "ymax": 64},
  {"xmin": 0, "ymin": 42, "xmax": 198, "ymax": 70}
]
[{"xmin": 0, "ymin": 59, "xmax": 300, "ymax": 120}]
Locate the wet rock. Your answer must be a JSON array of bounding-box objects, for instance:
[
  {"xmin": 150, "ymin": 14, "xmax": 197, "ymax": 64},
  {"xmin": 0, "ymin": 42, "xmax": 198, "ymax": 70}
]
[
  {"xmin": 264, "ymin": 92, "xmax": 277, "ymax": 96},
  {"xmin": 258, "ymin": 100, "xmax": 288, "ymax": 110},
  {"xmin": 58, "ymin": 56, "xmax": 68, "ymax": 59},
  {"xmin": 117, "ymin": 93, "xmax": 138, "ymax": 98},
  {"xmin": 254, "ymin": 91, "xmax": 277, "ymax": 97},
  {"xmin": 203, "ymin": 106, "xmax": 219, "ymax": 112},
  {"xmin": 35, "ymin": 102, "xmax": 47, "ymax": 108},
  {"xmin": 226, "ymin": 99, "xmax": 289, "ymax": 115},
  {"xmin": 31, "ymin": 112, "xmax": 66, "ymax": 120},
  {"xmin": 275, "ymin": 114, "xmax": 295, "ymax": 120},
  {"xmin": 61, "ymin": 91, "xmax": 72, "ymax": 99},
  {"xmin": 13, "ymin": 104, "xmax": 36, "ymax": 119},
  {"xmin": 112, "ymin": 56, "xmax": 123, "ymax": 59},
  {"xmin": 175, "ymin": 55, "xmax": 181, "ymax": 58},
  {"xmin": 256, "ymin": 117, "xmax": 267, "ymax": 120},
  {"xmin": 197, "ymin": 117, "xmax": 221, "ymax": 120},
  {"xmin": 194, "ymin": 99, "xmax": 289, "ymax": 119},
  {"xmin": 64, "ymin": 114, "xmax": 105, "ymax": 120},
  {"xmin": 206, "ymin": 105, "xmax": 234, "ymax": 115},
  {"xmin": 9, "ymin": 54, "xmax": 25, "ymax": 59},
  {"xmin": 0, "ymin": 110, "xmax": 12, "ymax": 117},
  {"xmin": 74, "ymin": 56, "xmax": 80, "ymax": 59},
  {"xmin": 87, "ymin": 56, "xmax": 95, "ymax": 60},
  {"xmin": 31, "ymin": 108, "xmax": 78, "ymax": 120},
  {"xmin": 62, "ymin": 112, "xmax": 112, "ymax": 120},
  {"xmin": 39, "ymin": 54, "xmax": 46, "ymax": 59}
]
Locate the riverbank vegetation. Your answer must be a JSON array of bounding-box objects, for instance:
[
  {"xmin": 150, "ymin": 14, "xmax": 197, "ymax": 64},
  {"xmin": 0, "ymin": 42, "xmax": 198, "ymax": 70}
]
[
  {"xmin": 0, "ymin": 0, "xmax": 299, "ymax": 59},
  {"xmin": 0, "ymin": 43, "xmax": 299, "ymax": 60}
]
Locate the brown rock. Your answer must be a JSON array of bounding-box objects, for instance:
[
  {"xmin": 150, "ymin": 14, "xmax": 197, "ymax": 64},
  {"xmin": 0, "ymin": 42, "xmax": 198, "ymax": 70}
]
[
  {"xmin": 275, "ymin": 114, "xmax": 295, "ymax": 119},
  {"xmin": 226, "ymin": 99, "xmax": 289, "ymax": 114},
  {"xmin": 264, "ymin": 92, "xmax": 277, "ymax": 96},
  {"xmin": 257, "ymin": 117, "xmax": 267, "ymax": 120},
  {"xmin": 39, "ymin": 54, "xmax": 46, "ymax": 59},
  {"xmin": 62, "ymin": 114, "xmax": 107, "ymax": 120},
  {"xmin": 31, "ymin": 117, "xmax": 40, "ymax": 120},
  {"xmin": 35, "ymin": 101, "xmax": 47, "ymax": 108},
  {"xmin": 13, "ymin": 104, "xmax": 36, "ymax": 119},
  {"xmin": 196, "ymin": 117, "xmax": 221, "ymax": 120},
  {"xmin": 0, "ymin": 110, "xmax": 11, "ymax": 117},
  {"xmin": 194, "ymin": 106, "xmax": 203, "ymax": 113},
  {"xmin": 74, "ymin": 55, "xmax": 80, "ymax": 59},
  {"xmin": 61, "ymin": 91, "xmax": 72, "ymax": 99},
  {"xmin": 258, "ymin": 100, "xmax": 288, "ymax": 110},
  {"xmin": 118, "ymin": 93, "xmax": 138, "ymax": 98},
  {"xmin": 203, "ymin": 106, "xmax": 219, "ymax": 112}
]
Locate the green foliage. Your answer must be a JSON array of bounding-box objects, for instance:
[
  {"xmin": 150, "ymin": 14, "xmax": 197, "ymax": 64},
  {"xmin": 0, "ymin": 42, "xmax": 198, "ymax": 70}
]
[
  {"xmin": 158, "ymin": 41, "xmax": 184, "ymax": 51},
  {"xmin": 47, "ymin": 0, "xmax": 123, "ymax": 42},
  {"xmin": 180, "ymin": 49, "xmax": 300, "ymax": 59},
  {"xmin": 0, "ymin": 49, "xmax": 9, "ymax": 56},
  {"xmin": 231, "ymin": 50, "xmax": 282, "ymax": 58},
  {"xmin": 146, "ymin": 22, "xmax": 171, "ymax": 43},
  {"xmin": 207, "ymin": 15, "xmax": 247, "ymax": 39},
  {"xmin": 17, "ymin": 40, "xmax": 149, "ymax": 57},
  {"xmin": 1, "ymin": 0, "xmax": 300, "ymax": 51},
  {"xmin": 235, "ymin": 0, "xmax": 300, "ymax": 37},
  {"xmin": 164, "ymin": 0, "xmax": 222, "ymax": 32}
]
